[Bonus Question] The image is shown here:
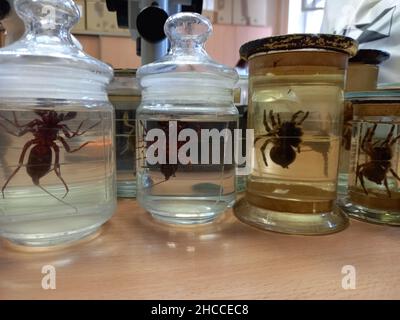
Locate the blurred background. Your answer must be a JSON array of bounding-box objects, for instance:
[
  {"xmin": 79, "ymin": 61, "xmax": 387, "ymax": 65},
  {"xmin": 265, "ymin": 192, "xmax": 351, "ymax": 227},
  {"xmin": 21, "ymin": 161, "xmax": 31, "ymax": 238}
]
[{"xmin": 0, "ymin": 0, "xmax": 328, "ymax": 68}]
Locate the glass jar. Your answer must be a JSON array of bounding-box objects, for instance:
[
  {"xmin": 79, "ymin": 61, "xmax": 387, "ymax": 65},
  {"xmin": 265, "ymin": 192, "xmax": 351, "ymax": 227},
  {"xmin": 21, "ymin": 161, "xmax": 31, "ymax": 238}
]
[
  {"xmin": 338, "ymin": 50, "xmax": 390, "ymax": 196},
  {"xmin": 108, "ymin": 69, "xmax": 141, "ymax": 198},
  {"xmin": 136, "ymin": 13, "xmax": 238, "ymax": 225},
  {"xmin": 0, "ymin": 0, "xmax": 116, "ymax": 246},
  {"xmin": 339, "ymin": 91, "xmax": 400, "ymax": 225},
  {"xmin": 234, "ymin": 34, "xmax": 358, "ymax": 235}
]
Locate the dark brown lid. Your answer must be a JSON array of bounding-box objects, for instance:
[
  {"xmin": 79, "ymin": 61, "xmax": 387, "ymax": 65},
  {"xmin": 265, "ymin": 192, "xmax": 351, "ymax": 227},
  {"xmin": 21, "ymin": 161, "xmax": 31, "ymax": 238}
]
[
  {"xmin": 349, "ymin": 49, "xmax": 390, "ymax": 65},
  {"xmin": 240, "ymin": 34, "xmax": 358, "ymax": 60}
]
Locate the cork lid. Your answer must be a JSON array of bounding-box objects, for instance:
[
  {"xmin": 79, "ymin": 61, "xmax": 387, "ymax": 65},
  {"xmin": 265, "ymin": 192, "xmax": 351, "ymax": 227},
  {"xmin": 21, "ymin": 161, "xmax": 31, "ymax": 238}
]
[
  {"xmin": 349, "ymin": 49, "xmax": 390, "ymax": 65},
  {"xmin": 348, "ymin": 90, "xmax": 400, "ymax": 117},
  {"xmin": 240, "ymin": 34, "xmax": 358, "ymax": 60}
]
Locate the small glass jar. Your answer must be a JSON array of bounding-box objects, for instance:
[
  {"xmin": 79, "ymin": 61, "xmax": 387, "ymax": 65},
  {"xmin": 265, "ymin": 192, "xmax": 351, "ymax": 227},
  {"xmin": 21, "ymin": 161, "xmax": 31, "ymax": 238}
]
[
  {"xmin": 108, "ymin": 69, "xmax": 141, "ymax": 198},
  {"xmin": 340, "ymin": 91, "xmax": 400, "ymax": 225},
  {"xmin": 136, "ymin": 13, "xmax": 238, "ymax": 225},
  {"xmin": 234, "ymin": 34, "xmax": 358, "ymax": 235},
  {"xmin": 338, "ymin": 50, "xmax": 390, "ymax": 196},
  {"xmin": 0, "ymin": 0, "xmax": 116, "ymax": 246}
]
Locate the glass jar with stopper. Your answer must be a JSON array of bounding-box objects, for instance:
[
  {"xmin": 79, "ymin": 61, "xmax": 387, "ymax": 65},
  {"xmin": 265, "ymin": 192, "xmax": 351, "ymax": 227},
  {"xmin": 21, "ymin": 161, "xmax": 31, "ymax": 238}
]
[
  {"xmin": 0, "ymin": 0, "xmax": 116, "ymax": 246},
  {"xmin": 136, "ymin": 13, "xmax": 238, "ymax": 225}
]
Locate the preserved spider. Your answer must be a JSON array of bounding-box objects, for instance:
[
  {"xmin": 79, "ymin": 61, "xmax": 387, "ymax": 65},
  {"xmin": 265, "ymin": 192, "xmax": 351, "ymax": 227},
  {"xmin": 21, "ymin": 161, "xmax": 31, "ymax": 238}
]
[
  {"xmin": 137, "ymin": 120, "xmax": 194, "ymax": 187},
  {"xmin": 342, "ymin": 103, "xmax": 353, "ymax": 151},
  {"xmin": 120, "ymin": 111, "xmax": 135, "ymax": 156},
  {"xmin": 255, "ymin": 110, "xmax": 309, "ymax": 168},
  {"xmin": 356, "ymin": 123, "xmax": 400, "ymax": 198},
  {"xmin": 0, "ymin": 110, "xmax": 99, "ymax": 204}
]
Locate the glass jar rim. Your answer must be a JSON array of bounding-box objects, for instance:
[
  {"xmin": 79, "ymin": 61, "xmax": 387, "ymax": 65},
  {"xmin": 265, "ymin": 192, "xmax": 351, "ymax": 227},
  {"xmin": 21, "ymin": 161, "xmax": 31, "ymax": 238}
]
[{"xmin": 240, "ymin": 34, "xmax": 358, "ymax": 60}]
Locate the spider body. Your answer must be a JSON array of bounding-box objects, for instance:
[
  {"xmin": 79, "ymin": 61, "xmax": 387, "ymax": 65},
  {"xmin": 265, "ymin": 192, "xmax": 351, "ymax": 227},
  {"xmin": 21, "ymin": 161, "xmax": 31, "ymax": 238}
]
[
  {"xmin": 356, "ymin": 124, "xmax": 400, "ymax": 198},
  {"xmin": 138, "ymin": 120, "xmax": 196, "ymax": 186},
  {"xmin": 256, "ymin": 110, "xmax": 309, "ymax": 168},
  {"xmin": 0, "ymin": 110, "xmax": 99, "ymax": 199}
]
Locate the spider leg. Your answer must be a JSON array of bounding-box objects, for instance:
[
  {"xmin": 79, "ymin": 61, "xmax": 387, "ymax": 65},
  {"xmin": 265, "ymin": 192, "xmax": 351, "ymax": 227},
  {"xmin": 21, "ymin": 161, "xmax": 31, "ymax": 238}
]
[
  {"xmin": 58, "ymin": 136, "xmax": 92, "ymax": 153},
  {"xmin": 260, "ymin": 138, "xmax": 273, "ymax": 167},
  {"xmin": 384, "ymin": 176, "xmax": 392, "ymax": 198},
  {"xmin": 277, "ymin": 113, "xmax": 281, "ymax": 126},
  {"xmin": 358, "ymin": 168, "xmax": 368, "ymax": 196},
  {"xmin": 291, "ymin": 111, "xmax": 303, "ymax": 122},
  {"xmin": 390, "ymin": 134, "xmax": 400, "ymax": 146},
  {"xmin": 297, "ymin": 112, "xmax": 310, "ymax": 125},
  {"xmin": 361, "ymin": 124, "xmax": 377, "ymax": 154},
  {"xmin": 0, "ymin": 113, "xmax": 39, "ymax": 137},
  {"xmin": 0, "ymin": 121, "xmax": 32, "ymax": 137},
  {"xmin": 263, "ymin": 110, "xmax": 272, "ymax": 132},
  {"xmin": 269, "ymin": 110, "xmax": 277, "ymax": 128},
  {"xmin": 390, "ymin": 168, "xmax": 400, "ymax": 182},
  {"xmin": 355, "ymin": 164, "xmax": 366, "ymax": 189},
  {"xmin": 51, "ymin": 143, "xmax": 69, "ymax": 198},
  {"xmin": 381, "ymin": 125, "xmax": 395, "ymax": 146},
  {"xmin": 254, "ymin": 132, "xmax": 276, "ymax": 145},
  {"xmin": 0, "ymin": 112, "xmax": 36, "ymax": 129},
  {"xmin": 123, "ymin": 112, "xmax": 135, "ymax": 131},
  {"xmin": 62, "ymin": 118, "xmax": 101, "ymax": 138},
  {"xmin": 1, "ymin": 139, "xmax": 36, "ymax": 198}
]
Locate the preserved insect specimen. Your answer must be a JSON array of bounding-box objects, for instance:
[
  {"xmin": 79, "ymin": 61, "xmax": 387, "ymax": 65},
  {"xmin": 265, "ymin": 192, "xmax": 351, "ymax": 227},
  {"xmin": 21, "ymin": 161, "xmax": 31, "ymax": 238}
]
[
  {"xmin": 342, "ymin": 103, "xmax": 353, "ymax": 151},
  {"xmin": 120, "ymin": 112, "xmax": 136, "ymax": 156},
  {"xmin": 255, "ymin": 110, "xmax": 309, "ymax": 168},
  {"xmin": 356, "ymin": 124, "xmax": 400, "ymax": 198},
  {"xmin": 0, "ymin": 110, "xmax": 99, "ymax": 202},
  {"xmin": 138, "ymin": 120, "xmax": 192, "ymax": 186}
]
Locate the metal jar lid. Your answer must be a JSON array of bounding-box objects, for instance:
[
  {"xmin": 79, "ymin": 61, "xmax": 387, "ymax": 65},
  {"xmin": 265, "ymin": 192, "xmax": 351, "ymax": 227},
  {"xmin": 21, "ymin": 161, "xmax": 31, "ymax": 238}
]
[{"xmin": 240, "ymin": 34, "xmax": 358, "ymax": 60}]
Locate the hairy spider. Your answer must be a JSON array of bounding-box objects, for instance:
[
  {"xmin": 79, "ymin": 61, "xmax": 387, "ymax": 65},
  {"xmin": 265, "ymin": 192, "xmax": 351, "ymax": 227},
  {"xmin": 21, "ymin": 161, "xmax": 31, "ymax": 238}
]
[
  {"xmin": 255, "ymin": 110, "xmax": 309, "ymax": 169},
  {"xmin": 356, "ymin": 124, "xmax": 400, "ymax": 198}
]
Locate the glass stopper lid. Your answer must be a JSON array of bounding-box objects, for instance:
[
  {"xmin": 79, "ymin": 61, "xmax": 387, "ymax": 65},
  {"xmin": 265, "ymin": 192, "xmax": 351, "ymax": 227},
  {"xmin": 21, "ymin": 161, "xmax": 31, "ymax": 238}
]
[
  {"xmin": 137, "ymin": 13, "xmax": 238, "ymax": 90},
  {"xmin": 0, "ymin": 0, "xmax": 113, "ymax": 100}
]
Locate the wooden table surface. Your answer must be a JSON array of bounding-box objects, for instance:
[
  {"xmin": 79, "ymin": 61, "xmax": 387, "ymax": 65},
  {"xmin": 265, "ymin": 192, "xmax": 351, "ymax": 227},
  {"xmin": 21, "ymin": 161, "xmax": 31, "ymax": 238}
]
[{"xmin": 1, "ymin": 199, "xmax": 400, "ymax": 300}]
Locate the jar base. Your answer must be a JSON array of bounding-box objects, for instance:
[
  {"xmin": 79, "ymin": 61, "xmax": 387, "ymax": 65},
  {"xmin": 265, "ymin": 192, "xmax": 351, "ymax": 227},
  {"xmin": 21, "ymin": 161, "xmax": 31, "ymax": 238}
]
[
  {"xmin": 138, "ymin": 194, "xmax": 235, "ymax": 225},
  {"xmin": 150, "ymin": 212, "xmax": 221, "ymax": 225},
  {"xmin": 233, "ymin": 198, "xmax": 349, "ymax": 235},
  {"xmin": 117, "ymin": 180, "xmax": 137, "ymax": 198},
  {"xmin": 0, "ymin": 223, "xmax": 103, "ymax": 247},
  {"xmin": 339, "ymin": 197, "xmax": 400, "ymax": 226}
]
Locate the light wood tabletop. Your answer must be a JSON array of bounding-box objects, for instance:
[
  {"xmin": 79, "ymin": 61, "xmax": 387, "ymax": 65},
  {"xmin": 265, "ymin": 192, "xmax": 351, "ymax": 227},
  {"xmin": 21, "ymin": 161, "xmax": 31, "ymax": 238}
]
[{"xmin": 1, "ymin": 199, "xmax": 400, "ymax": 300}]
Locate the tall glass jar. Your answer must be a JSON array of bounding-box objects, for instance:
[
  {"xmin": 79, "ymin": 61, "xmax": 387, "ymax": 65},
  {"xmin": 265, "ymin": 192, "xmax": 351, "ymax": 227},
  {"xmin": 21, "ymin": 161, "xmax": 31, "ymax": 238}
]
[
  {"xmin": 234, "ymin": 34, "xmax": 358, "ymax": 235},
  {"xmin": 108, "ymin": 69, "xmax": 141, "ymax": 198},
  {"xmin": 136, "ymin": 13, "xmax": 238, "ymax": 225},
  {"xmin": 0, "ymin": 0, "xmax": 116, "ymax": 246},
  {"xmin": 340, "ymin": 91, "xmax": 400, "ymax": 225}
]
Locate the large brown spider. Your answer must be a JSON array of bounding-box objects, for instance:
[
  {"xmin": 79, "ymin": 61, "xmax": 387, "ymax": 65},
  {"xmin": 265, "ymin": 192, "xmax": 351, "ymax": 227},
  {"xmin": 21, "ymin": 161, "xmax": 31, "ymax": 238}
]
[
  {"xmin": 255, "ymin": 110, "xmax": 309, "ymax": 169},
  {"xmin": 356, "ymin": 123, "xmax": 400, "ymax": 198}
]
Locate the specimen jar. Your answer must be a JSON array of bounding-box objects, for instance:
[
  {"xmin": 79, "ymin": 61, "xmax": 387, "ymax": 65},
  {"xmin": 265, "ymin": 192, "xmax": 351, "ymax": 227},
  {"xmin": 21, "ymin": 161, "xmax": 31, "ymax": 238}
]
[
  {"xmin": 235, "ymin": 34, "xmax": 358, "ymax": 235},
  {"xmin": 108, "ymin": 69, "xmax": 141, "ymax": 198},
  {"xmin": 339, "ymin": 91, "xmax": 400, "ymax": 225},
  {"xmin": 338, "ymin": 50, "xmax": 390, "ymax": 196},
  {"xmin": 0, "ymin": 0, "xmax": 116, "ymax": 246},
  {"xmin": 136, "ymin": 13, "xmax": 238, "ymax": 225}
]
